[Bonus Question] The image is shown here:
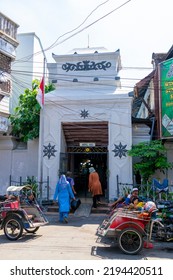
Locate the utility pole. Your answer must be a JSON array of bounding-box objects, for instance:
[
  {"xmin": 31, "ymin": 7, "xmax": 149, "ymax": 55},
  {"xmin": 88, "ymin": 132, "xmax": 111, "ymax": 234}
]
[{"xmin": 38, "ymin": 57, "xmax": 46, "ymax": 204}]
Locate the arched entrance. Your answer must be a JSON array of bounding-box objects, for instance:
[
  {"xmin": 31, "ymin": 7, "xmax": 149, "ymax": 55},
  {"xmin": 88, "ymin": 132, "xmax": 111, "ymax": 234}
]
[{"xmin": 60, "ymin": 121, "xmax": 108, "ymax": 198}]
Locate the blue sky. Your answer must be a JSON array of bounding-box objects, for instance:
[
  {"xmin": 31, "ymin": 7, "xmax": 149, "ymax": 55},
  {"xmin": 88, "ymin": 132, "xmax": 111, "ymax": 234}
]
[{"xmin": 1, "ymin": 0, "xmax": 173, "ymax": 88}]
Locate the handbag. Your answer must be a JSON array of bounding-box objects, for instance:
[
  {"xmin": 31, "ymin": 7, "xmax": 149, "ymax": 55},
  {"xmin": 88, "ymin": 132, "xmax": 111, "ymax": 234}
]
[{"xmin": 71, "ymin": 198, "xmax": 81, "ymax": 211}]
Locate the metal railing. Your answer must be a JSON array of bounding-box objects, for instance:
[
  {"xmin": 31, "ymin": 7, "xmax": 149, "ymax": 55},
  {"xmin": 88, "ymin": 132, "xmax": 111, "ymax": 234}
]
[
  {"xmin": 9, "ymin": 175, "xmax": 50, "ymax": 204},
  {"xmin": 116, "ymin": 175, "xmax": 173, "ymax": 201}
]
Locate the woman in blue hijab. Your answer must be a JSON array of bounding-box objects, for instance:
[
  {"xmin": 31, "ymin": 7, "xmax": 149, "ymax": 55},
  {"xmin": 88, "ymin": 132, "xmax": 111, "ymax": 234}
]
[{"xmin": 53, "ymin": 174, "xmax": 75, "ymax": 223}]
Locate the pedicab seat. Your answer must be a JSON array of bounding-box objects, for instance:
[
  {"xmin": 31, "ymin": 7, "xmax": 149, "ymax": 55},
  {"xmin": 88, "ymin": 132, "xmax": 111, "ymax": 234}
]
[{"xmin": 3, "ymin": 201, "xmax": 19, "ymax": 209}]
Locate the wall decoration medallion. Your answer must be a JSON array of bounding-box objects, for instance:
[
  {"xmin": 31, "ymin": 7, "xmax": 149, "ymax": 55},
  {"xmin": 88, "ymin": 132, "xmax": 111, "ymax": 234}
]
[
  {"xmin": 112, "ymin": 142, "xmax": 128, "ymax": 158},
  {"xmin": 80, "ymin": 109, "xmax": 89, "ymax": 119},
  {"xmin": 62, "ymin": 60, "xmax": 111, "ymax": 72},
  {"xmin": 43, "ymin": 143, "xmax": 57, "ymax": 159}
]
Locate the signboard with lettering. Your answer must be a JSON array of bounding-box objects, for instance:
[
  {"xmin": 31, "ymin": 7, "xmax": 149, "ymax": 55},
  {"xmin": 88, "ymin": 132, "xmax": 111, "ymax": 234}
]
[
  {"xmin": 79, "ymin": 143, "xmax": 95, "ymax": 147},
  {"xmin": 160, "ymin": 58, "xmax": 173, "ymax": 138},
  {"xmin": 62, "ymin": 61, "xmax": 111, "ymax": 72}
]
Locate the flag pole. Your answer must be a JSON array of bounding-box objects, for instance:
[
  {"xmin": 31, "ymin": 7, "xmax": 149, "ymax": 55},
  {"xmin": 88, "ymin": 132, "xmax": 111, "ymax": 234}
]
[{"xmin": 38, "ymin": 57, "xmax": 46, "ymax": 204}]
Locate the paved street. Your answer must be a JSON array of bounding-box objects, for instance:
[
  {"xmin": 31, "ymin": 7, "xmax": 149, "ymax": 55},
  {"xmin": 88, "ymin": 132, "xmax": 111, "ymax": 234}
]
[{"xmin": 0, "ymin": 212, "xmax": 173, "ymax": 260}]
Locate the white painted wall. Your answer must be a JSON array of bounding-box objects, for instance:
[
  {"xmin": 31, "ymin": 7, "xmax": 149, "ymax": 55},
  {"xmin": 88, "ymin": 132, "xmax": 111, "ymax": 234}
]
[
  {"xmin": 10, "ymin": 32, "xmax": 47, "ymax": 113},
  {"xmin": 0, "ymin": 137, "xmax": 38, "ymax": 194},
  {"xmin": 42, "ymin": 90, "xmax": 132, "ymax": 200}
]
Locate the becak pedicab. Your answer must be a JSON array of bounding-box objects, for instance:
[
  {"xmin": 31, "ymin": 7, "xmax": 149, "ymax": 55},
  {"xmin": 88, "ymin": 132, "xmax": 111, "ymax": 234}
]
[
  {"xmin": 96, "ymin": 201, "xmax": 158, "ymax": 255},
  {"xmin": 0, "ymin": 185, "xmax": 48, "ymax": 240}
]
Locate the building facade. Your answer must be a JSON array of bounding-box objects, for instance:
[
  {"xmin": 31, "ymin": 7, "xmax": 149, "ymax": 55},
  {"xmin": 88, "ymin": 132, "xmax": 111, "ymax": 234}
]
[
  {"xmin": 0, "ymin": 12, "xmax": 19, "ymax": 131},
  {"xmin": 132, "ymin": 45, "xmax": 173, "ymax": 186},
  {"xmin": 0, "ymin": 12, "xmax": 19, "ymax": 192},
  {"xmin": 11, "ymin": 32, "xmax": 47, "ymax": 113},
  {"xmin": 41, "ymin": 47, "xmax": 133, "ymax": 200},
  {"xmin": 0, "ymin": 29, "xmax": 48, "ymax": 194}
]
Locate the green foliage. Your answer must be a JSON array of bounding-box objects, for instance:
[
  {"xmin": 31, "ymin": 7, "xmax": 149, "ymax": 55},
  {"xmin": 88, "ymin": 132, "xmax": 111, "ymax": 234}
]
[
  {"xmin": 9, "ymin": 79, "xmax": 55, "ymax": 142},
  {"xmin": 45, "ymin": 83, "xmax": 55, "ymax": 93},
  {"xmin": 128, "ymin": 140, "xmax": 173, "ymax": 183},
  {"xmin": 25, "ymin": 176, "xmax": 39, "ymax": 198}
]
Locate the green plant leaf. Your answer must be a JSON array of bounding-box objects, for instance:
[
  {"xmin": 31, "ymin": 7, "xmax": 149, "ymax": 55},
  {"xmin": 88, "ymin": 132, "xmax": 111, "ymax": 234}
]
[
  {"xmin": 9, "ymin": 79, "xmax": 55, "ymax": 142},
  {"xmin": 128, "ymin": 140, "xmax": 172, "ymax": 183}
]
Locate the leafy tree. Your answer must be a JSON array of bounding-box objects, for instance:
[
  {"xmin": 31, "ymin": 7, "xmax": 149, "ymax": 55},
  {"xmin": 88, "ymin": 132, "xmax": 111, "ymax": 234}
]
[
  {"xmin": 128, "ymin": 140, "xmax": 173, "ymax": 183},
  {"xmin": 9, "ymin": 79, "xmax": 55, "ymax": 142}
]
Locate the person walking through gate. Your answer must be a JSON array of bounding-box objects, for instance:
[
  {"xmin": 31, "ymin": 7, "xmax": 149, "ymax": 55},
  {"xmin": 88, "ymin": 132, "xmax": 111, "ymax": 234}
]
[
  {"xmin": 66, "ymin": 171, "xmax": 77, "ymax": 195},
  {"xmin": 88, "ymin": 167, "xmax": 103, "ymax": 208},
  {"xmin": 53, "ymin": 174, "xmax": 75, "ymax": 223}
]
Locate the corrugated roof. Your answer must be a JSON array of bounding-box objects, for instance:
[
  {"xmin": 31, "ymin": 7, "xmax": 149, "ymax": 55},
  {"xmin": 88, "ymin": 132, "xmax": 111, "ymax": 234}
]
[
  {"xmin": 132, "ymin": 44, "xmax": 173, "ymax": 125},
  {"xmin": 152, "ymin": 52, "xmax": 166, "ymax": 66},
  {"xmin": 132, "ymin": 70, "xmax": 155, "ymax": 117},
  {"xmin": 134, "ymin": 70, "xmax": 155, "ymax": 98}
]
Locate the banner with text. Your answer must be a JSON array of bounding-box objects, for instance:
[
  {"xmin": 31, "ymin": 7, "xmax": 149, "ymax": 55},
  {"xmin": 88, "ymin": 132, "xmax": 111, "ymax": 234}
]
[{"xmin": 160, "ymin": 58, "xmax": 173, "ymax": 138}]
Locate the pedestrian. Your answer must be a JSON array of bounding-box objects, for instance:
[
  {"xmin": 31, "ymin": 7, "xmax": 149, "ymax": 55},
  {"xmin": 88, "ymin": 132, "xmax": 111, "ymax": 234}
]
[
  {"xmin": 88, "ymin": 167, "xmax": 103, "ymax": 208},
  {"xmin": 66, "ymin": 171, "xmax": 77, "ymax": 195},
  {"xmin": 53, "ymin": 174, "xmax": 75, "ymax": 223}
]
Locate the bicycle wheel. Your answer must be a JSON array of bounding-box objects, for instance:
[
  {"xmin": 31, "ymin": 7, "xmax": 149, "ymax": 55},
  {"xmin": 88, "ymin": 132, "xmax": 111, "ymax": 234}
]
[
  {"xmin": 4, "ymin": 215, "xmax": 23, "ymax": 241},
  {"xmin": 24, "ymin": 227, "xmax": 39, "ymax": 233},
  {"xmin": 118, "ymin": 227, "xmax": 143, "ymax": 254}
]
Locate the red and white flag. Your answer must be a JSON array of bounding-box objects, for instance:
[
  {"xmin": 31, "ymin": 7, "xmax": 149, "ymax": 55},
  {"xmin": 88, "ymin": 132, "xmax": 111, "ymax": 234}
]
[{"xmin": 36, "ymin": 77, "xmax": 44, "ymax": 108}]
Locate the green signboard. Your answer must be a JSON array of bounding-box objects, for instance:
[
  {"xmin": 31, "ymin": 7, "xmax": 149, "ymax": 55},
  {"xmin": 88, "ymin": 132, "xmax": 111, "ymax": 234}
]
[{"xmin": 160, "ymin": 58, "xmax": 173, "ymax": 138}]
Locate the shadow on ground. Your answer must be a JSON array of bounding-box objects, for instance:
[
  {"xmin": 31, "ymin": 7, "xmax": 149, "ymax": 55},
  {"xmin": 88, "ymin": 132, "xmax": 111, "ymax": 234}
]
[
  {"xmin": 91, "ymin": 235, "xmax": 173, "ymax": 260},
  {"xmin": 45, "ymin": 212, "xmax": 105, "ymax": 227}
]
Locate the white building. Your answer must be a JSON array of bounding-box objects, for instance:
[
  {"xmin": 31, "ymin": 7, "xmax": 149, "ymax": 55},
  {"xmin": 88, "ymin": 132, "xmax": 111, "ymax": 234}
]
[
  {"xmin": 0, "ymin": 32, "xmax": 48, "ymax": 194},
  {"xmin": 11, "ymin": 32, "xmax": 47, "ymax": 112},
  {"xmin": 0, "ymin": 12, "xmax": 19, "ymax": 193},
  {"xmin": 0, "ymin": 12, "xmax": 18, "ymax": 132},
  {"xmin": 41, "ymin": 47, "xmax": 133, "ymax": 200}
]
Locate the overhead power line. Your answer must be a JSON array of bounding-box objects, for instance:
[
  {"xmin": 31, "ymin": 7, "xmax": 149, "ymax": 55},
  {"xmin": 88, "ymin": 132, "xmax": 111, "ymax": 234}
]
[
  {"xmin": 45, "ymin": 0, "xmax": 132, "ymax": 52},
  {"xmin": 13, "ymin": 0, "xmax": 132, "ymax": 63}
]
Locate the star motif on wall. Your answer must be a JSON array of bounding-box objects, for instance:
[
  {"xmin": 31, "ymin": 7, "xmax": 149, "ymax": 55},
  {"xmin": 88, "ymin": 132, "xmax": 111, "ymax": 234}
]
[
  {"xmin": 80, "ymin": 109, "xmax": 89, "ymax": 119},
  {"xmin": 112, "ymin": 142, "xmax": 128, "ymax": 158},
  {"xmin": 43, "ymin": 143, "xmax": 57, "ymax": 159}
]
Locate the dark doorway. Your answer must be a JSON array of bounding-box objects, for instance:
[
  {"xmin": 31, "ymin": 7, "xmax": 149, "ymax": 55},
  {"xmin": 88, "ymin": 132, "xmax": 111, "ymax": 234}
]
[
  {"xmin": 68, "ymin": 153, "xmax": 107, "ymax": 198},
  {"xmin": 61, "ymin": 121, "xmax": 108, "ymax": 198}
]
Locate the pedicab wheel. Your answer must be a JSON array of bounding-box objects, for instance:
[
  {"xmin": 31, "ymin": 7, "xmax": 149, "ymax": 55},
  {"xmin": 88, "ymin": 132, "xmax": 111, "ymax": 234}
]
[
  {"xmin": 118, "ymin": 227, "xmax": 143, "ymax": 255},
  {"xmin": 3, "ymin": 215, "xmax": 23, "ymax": 241},
  {"xmin": 24, "ymin": 227, "xmax": 39, "ymax": 233}
]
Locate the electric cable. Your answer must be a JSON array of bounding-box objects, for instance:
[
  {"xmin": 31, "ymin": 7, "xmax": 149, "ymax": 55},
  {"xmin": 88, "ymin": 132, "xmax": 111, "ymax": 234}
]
[{"xmin": 12, "ymin": 0, "xmax": 132, "ymax": 63}]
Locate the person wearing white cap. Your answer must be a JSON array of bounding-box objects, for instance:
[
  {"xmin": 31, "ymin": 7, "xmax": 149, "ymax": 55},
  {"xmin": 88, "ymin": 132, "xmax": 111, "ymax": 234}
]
[
  {"xmin": 124, "ymin": 188, "xmax": 139, "ymax": 205},
  {"xmin": 132, "ymin": 188, "xmax": 139, "ymax": 192},
  {"xmin": 88, "ymin": 167, "xmax": 103, "ymax": 208}
]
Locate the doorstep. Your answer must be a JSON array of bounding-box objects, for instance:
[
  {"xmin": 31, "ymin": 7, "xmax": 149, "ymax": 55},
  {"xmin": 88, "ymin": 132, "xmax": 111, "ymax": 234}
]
[{"xmin": 46, "ymin": 201, "xmax": 109, "ymax": 215}]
